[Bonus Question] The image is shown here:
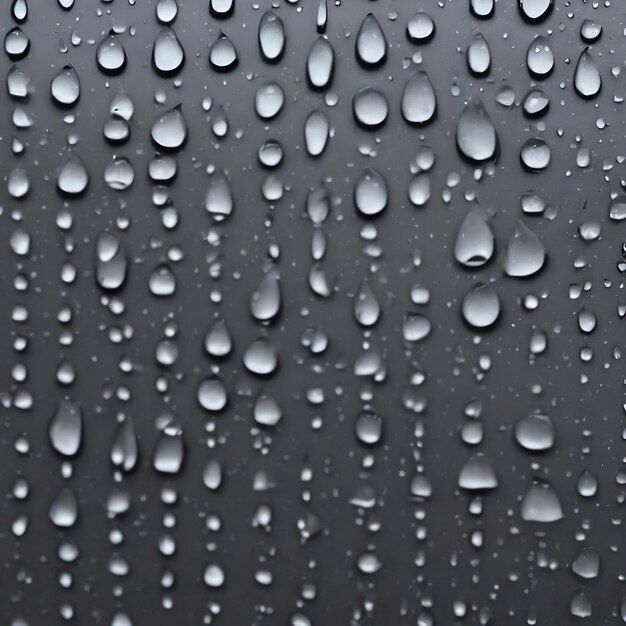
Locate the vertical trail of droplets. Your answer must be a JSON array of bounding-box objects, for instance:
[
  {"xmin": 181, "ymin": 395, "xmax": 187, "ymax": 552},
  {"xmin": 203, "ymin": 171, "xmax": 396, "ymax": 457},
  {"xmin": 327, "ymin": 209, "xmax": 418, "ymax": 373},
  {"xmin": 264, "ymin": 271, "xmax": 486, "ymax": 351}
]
[{"xmin": 1, "ymin": 0, "xmax": 626, "ymax": 624}]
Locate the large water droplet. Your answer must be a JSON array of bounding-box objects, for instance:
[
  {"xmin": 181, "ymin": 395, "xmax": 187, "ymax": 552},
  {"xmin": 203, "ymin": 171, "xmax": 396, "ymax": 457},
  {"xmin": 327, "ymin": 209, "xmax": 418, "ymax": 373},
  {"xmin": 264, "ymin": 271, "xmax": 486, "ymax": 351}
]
[
  {"xmin": 49, "ymin": 401, "xmax": 82, "ymax": 457},
  {"xmin": 454, "ymin": 207, "xmax": 494, "ymax": 268},
  {"xmin": 151, "ymin": 105, "xmax": 187, "ymax": 151},
  {"xmin": 456, "ymin": 99, "xmax": 498, "ymax": 162},
  {"xmin": 514, "ymin": 414, "xmax": 554, "ymax": 451},
  {"xmin": 96, "ymin": 233, "xmax": 128, "ymax": 291},
  {"xmin": 210, "ymin": 31, "xmax": 237, "ymax": 71},
  {"xmin": 198, "ymin": 378, "xmax": 228, "ymax": 412},
  {"xmin": 5, "ymin": 27, "xmax": 30, "ymax": 60},
  {"xmin": 407, "ymin": 12, "xmax": 435, "ymax": 42},
  {"xmin": 467, "ymin": 34, "xmax": 491, "ymax": 76},
  {"xmin": 210, "ymin": 0, "xmax": 234, "ymax": 18},
  {"xmin": 304, "ymin": 110, "xmax": 329, "ymax": 157},
  {"xmin": 354, "ymin": 168, "xmax": 388, "ymax": 217},
  {"xmin": 205, "ymin": 318, "xmax": 233, "ymax": 357},
  {"xmin": 51, "ymin": 64, "xmax": 80, "ymax": 106},
  {"xmin": 462, "ymin": 283, "xmax": 500, "ymax": 329},
  {"xmin": 526, "ymin": 36, "xmax": 553, "ymax": 77},
  {"xmin": 96, "ymin": 31, "xmax": 126, "ymax": 74},
  {"xmin": 520, "ymin": 482, "xmax": 563, "ymax": 522},
  {"xmin": 458, "ymin": 455, "xmax": 498, "ymax": 490},
  {"xmin": 574, "ymin": 48, "xmax": 601, "ymax": 98},
  {"xmin": 49, "ymin": 487, "xmax": 78, "ymax": 527},
  {"xmin": 503, "ymin": 221, "xmax": 546, "ymax": 277},
  {"xmin": 354, "ymin": 279, "xmax": 381, "ymax": 327},
  {"xmin": 243, "ymin": 339, "xmax": 279, "ymax": 376},
  {"xmin": 152, "ymin": 27, "xmax": 185, "ymax": 76},
  {"xmin": 355, "ymin": 13, "xmax": 387, "ymax": 67},
  {"xmin": 250, "ymin": 271, "xmax": 281, "ymax": 322},
  {"xmin": 352, "ymin": 87, "xmax": 388, "ymax": 128},
  {"xmin": 522, "ymin": 88, "xmax": 550, "ymax": 117},
  {"xmin": 306, "ymin": 37, "xmax": 334, "ymax": 90},
  {"xmin": 204, "ymin": 172, "xmax": 233, "ymax": 221},
  {"xmin": 470, "ymin": 0, "xmax": 494, "ymax": 18},
  {"xmin": 258, "ymin": 11, "xmax": 285, "ymax": 62},
  {"xmin": 255, "ymin": 82, "xmax": 284, "ymax": 119},
  {"xmin": 57, "ymin": 154, "xmax": 89, "ymax": 195},
  {"xmin": 520, "ymin": 138, "xmax": 551, "ymax": 171},
  {"xmin": 519, "ymin": 0, "xmax": 553, "ymax": 22},
  {"xmin": 11, "ymin": 0, "xmax": 28, "ymax": 24},
  {"xmin": 156, "ymin": 0, "xmax": 178, "ymax": 24},
  {"xmin": 401, "ymin": 71, "xmax": 436, "ymax": 125}
]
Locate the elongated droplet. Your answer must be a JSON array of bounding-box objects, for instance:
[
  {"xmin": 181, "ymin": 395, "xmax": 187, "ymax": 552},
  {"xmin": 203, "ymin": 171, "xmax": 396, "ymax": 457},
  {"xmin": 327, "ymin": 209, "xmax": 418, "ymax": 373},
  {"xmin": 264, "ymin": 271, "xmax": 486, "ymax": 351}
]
[
  {"xmin": 354, "ymin": 280, "xmax": 381, "ymax": 327},
  {"xmin": 574, "ymin": 48, "xmax": 601, "ymax": 98},
  {"xmin": 209, "ymin": 31, "xmax": 237, "ymax": 71},
  {"xmin": 153, "ymin": 431, "xmax": 184, "ymax": 474},
  {"xmin": 49, "ymin": 401, "xmax": 82, "ymax": 456},
  {"xmin": 401, "ymin": 71, "xmax": 436, "ymax": 125},
  {"xmin": 306, "ymin": 36, "xmax": 334, "ymax": 90},
  {"xmin": 462, "ymin": 283, "xmax": 500, "ymax": 329},
  {"xmin": 205, "ymin": 318, "xmax": 233, "ymax": 357},
  {"xmin": 316, "ymin": 0, "xmax": 327, "ymax": 33},
  {"xmin": 456, "ymin": 99, "xmax": 498, "ymax": 162},
  {"xmin": 504, "ymin": 221, "xmax": 545, "ymax": 277},
  {"xmin": 355, "ymin": 13, "xmax": 387, "ymax": 67},
  {"xmin": 526, "ymin": 36, "xmax": 553, "ymax": 77},
  {"xmin": 467, "ymin": 34, "xmax": 490, "ymax": 76},
  {"xmin": 96, "ymin": 233, "xmax": 128, "ymax": 291},
  {"xmin": 57, "ymin": 154, "xmax": 89, "ymax": 195},
  {"xmin": 305, "ymin": 110, "xmax": 330, "ymax": 157},
  {"xmin": 49, "ymin": 487, "xmax": 78, "ymax": 527},
  {"xmin": 11, "ymin": 0, "xmax": 28, "ymax": 23},
  {"xmin": 51, "ymin": 65, "xmax": 80, "ymax": 106},
  {"xmin": 156, "ymin": 0, "xmax": 178, "ymax": 24},
  {"xmin": 151, "ymin": 105, "xmax": 187, "ymax": 151},
  {"xmin": 153, "ymin": 27, "xmax": 184, "ymax": 76},
  {"xmin": 354, "ymin": 168, "xmax": 388, "ymax": 217},
  {"xmin": 205, "ymin": 172, "xmax": 233, "ymax": 221},
  {"xmin": 454, "ymin": 207, "xmax": 494, "ymax": 268},
  {"xmin": 250, "ymin": 271, "xmax": 281, "ymax": 322},
  {"xmin": 258, "ymin": 11, "xmax": 285, "ymax": 62},
  {"xmin": 111, "ymin": 419, "xmax": 139, "ymax": 472},
  {"xmin": 96, "ymin": 31, "xmax": 126, "ymax": 74},
  {"xmin": 255, "ymin": 82, "xmax": 284, "ymax": 119}
]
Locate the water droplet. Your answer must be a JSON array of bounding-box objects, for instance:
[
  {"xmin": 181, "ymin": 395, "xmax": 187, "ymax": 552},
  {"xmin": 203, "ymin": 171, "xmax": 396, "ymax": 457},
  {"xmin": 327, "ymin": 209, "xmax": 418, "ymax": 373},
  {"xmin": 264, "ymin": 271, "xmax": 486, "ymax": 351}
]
[
  {"xmin": 104, "ymin": 158, "xmax": 135, "ymax": 190},
  {"xmin": 50, "ymin": 64, "xmax": 80, "ymax": 106},
  {"xmin": 203, "ymin": 564, "xmax": 225, "ymax": 587},
  {"xmin": 57, "ymin": 154, "xmax": 89, "ymax": 195},
  {"xmin": 520, "ymin": 482, "xmax": 563, "ymax": 522},
  {"xmin": 243, "ymin": 339, "xmax": 278, "ymax": 376},
  {"xmin": 255, "ymin": 82, "xmax": 284, "ymax": 119},
  {"xmin": 153, "ymin": 429, "xmax": 184, "ymax": 474},
  {"xmin": 151, "ymin": 105, "xmax": 187, "ymax": 151},
  {"xmin": 306, "ymin": 37, "xmax": 334, "ymax": 90},
  {"xmin": 11, "ymin": 0, "xmax": 28, "ymax": 24},
  {"xmin": 456, "ymin": 99, "xmax": 498, "ymax": 162},
  {"xmin": 254, "ymin": 395, "xmax": 282, "ymax": 426},
  {"xmin": 149, "ymin": 264, "xmax": 176, "ymax": 296},
  {"xmin": 609, "ymin": 196, "xmax": 626, "ymax": 221},
  {"xmin": 406, "ymin": 12, "xmax": 435, "ymax": 43},
  {"xmin": 520, "ymin": 138, "xmax": 551, "ymax": 171},
  {"xmin": 156, "ymin": 0, "xmax": 178, "ymax": 24},
  {"xmin": 355, "ymin": 411, "xmax": 383, "ymax": 445},
  {"xmin": 454, "ymin": 207, "xmax": 494, "ymax": 268},
  {"xmin": 49, "ymin": 401, "xmax": 82, "ymax": 456},
  {"xmin": 96, "ymin": 234, "xmax": 128, "ymax": 291},
  {"xmin": 572, "ymin": 547, "xmax": 600, "ymax": 579},
  {"xmin": 356, "ymin": 13, "xmax": 387, "ymax": 67},
  {"xmin": 258, "ymin": 11, "xmax": 285, "ymax": 62},
  {"xmin": 205, "ymin": 318, "xmax": 233, "ymax": 357},
  {"xmin": 470, "ymin": 0, "xmax": 494, "ymax": 19},
  {"xmin": 204, "ymin": 172, "xmax": 233, "ymax": 221},
  {"xmin": 526, "ymin": 36, "xmax": 553, "ymax": 77},
  {"xmin": 96, "ymin": 31, "xmax": 126, "ymax": 74},
  {"xmin": 574, "ymin": 48, "xmax": 601, "ymax": 98},
  {"xmin": 401, "ymin": 71, "xmax": 436, "ymax": 125},
  {"xmin": 462, "ymin": 283, "xmax": 500, "ymax": 329},
  {"xmin": 152, "ymin": 27, "xmax": 185, "ymax": 76},
  {"xmin": 408, "ymin": 173, "xmax": 430, "ymax": 207},
  {"xmin": 49, "ymin": 487, "xmax": 78, "ymax": 528},
  {"xmin": 198, "ymin": 378, "xmax": 228, "ymax": 412},
  {"xmin": 519, "ymin": 0, "xmax": 553, "ymax": 22},
  {"xmin": 210, "ymin": 0, "xmax": 234, "ymax": 18},
  {"xmin": 402, "ymin": 314, "xmax": 432, "ymax": 342},
  {"xmin": 503, "ymin": 221, "xmax": 546, "ymax": 277},
  {"xmin": 580, "ymin": 19, "xmax": 602, "ymax": 43},
  {"xmin": 250, "ymin": 271, "xmax": 281, "ymax": 322},
  {"xmin": 209, "ymin": 31, "xmax": 238, "ymax": 71},
  {"xmin": 5, "ymin": 27, "xmax": 30, "ymax": 60},
  {"xmin": 354, "ymin": 168, "xmax": 388, "ymax": 217},
  {"xmin": 514, "ymin": 414, "xmax": 554, "ymax": 451},
  {"xmin": 458, "ymin": 454, "xmax": 498, "ymax": 490},
  {"xmin": 467, "ymin": 34, "xmax": 491, "ymax": 76},
  {"xmin": 354, "ymin": 279, "xmax": 381, "ymax": 327},
  {"xmin": 352, "ymin": 86, "xmax": 388, "ymax": 128},
  {"xmin": 304, "ymin": 110, "xmax": 329, "ymax": 157},
  {"xmin": 522, "ymin": 88, "xmax": 550, "ymax": 117}
]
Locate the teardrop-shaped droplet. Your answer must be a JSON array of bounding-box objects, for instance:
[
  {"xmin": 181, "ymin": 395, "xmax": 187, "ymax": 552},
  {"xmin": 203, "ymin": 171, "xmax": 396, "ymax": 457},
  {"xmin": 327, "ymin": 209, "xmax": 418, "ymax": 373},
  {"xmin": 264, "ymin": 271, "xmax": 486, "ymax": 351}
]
[
  {"xmin": 255, "ymin": 82, "xmax": 284, "ymax": 119},
  {"xmin": 467, "ymin": 34, "xmax": 490, "ymax": 76},
  {"xmin": 580, "ymin": 19, "xmax": 602, "ymax": 43},
  {"xmin": 456, "ymin": 99, "xmax": 498, "ymax": 162},
  {"xmin": 7, "ymin": 65, "xmax": 30, "ymax": 99},
  {"xmin": 11, "ymin": 0, "xmax": 28, "ymax": 23},
  {"xmin": 209, "ymin": 31, "xmax": 237, "ymax": 71},
  {"xmin": 51, "ymin": 65, "xmax": 80, "ymax": 106},
  {"xmin": 305, "ymin": 110, "xmax": 329, "ymax": 157},
  {"xmin": 250, "ymin": 271, "xmax": 281, "ymax": 322},
  {"xmin": 520, "ymin": 482, "xmax": 563, "ymax": 522},
  {"xmin": 306, "ymin": 36, "xmax": 334, "ymax": 90},
  {"xmin": 408, "ymin": 173, "xmax": 430, "ymax": 207},
  {"xmin": 111, "ymin": 418, "xmax": 139, "ymax": 472},
  {"xmin": 354, "ymin": 168, "xmax": 388, "ymax": 217},
  {"xmin": 352, "ymin": 86, "xmax": 388, "ymax": 128},
  {"xmin": 109, "ymin": 91, "xmax": 134, "ymax": 121},
  {"xmin": 504, "ymin": 221, "xmax": 545, "ymax": 277},
  {"xmin": 96, "ymin": 31, "xmax": 126, "ymax": 74},
  {"xmin": 205, "ymin": 318, "xmax": 233, "ymax": 357},
  {"xmin": 96, "ymin": 233, "xmax": 128, "ymax": 290},
  {"xmin": 522, "ymin": 88, "xmax": 550, "ymax": 117},
  {"xmin": 574, "ymin": 48, "xmax": 601, "ymax": 98},
  {"xmin": 519, "ymin": 0, "xmax": 553, "ymax": 22},
  {"xmin": 49, "ymin": 401, "xmax": 82, "ymax": 457},
  {"xmin": 205, "ymin": 172, "xmax": 233, "ymax": 221},
  {"xmin": 526, "ymin": 36, "xmax": 553, "ymax": 77},
  {"xmin": 316, "ymin": 0, "xmax": 327, "ymax": 33},
  {"xmin": 152, "ymin": 27, "xmax": 184, "ymax": 76},
  {"xmin": 454, "ymin": 207, "xmax": 494, "ymax": 268},
  {"xmin": 401, "ymin": 71, "xmax": 436, "ymax": 125},
  {"xmin": 462, "ymin": 283, "xmax": 500, "ymax": 329},
  {"xmin": 57, "ymin": 154, "xmax": 88, "ymax": 195},
  {"xmin": 355, "ymin": 13, "xmax": 387, "ymax": 67},
  {"xmin": 49, "ymin": 487, "xmax": 78, "ymax": 528},
  {"xmin": 520, "ymin": 138, "xmax": 550, "ymax": 171},
  {"xmin": 406, "ymin": 12, "xmax": 435, "ymax": 43},
  {"xmin": 514, "ymin": 414, "xmax": 554, "ymax": 451},
  {"xmin": 258, "ymin": 11, "xmax": 285, "ymax": 62},
  {"xmin": 458, "ymin": 455, "xmax": 498, "ymax": 490},
  {"xmin": 5, "ymin": 27, "xmax": 30, "ymax": 60},
  {"xmin": 354, "ymin": 279, "xmax": 381, "ymax": 327},
  {"xmin": 151, "ymin": 105, "xmax": 187, "ymax": 151},
  {"xmin": 470, "ymin": 0, "xmax": 494, "ymax": 18},
  {"xmin": 210, "ymin": 0, "xmax": 234, "ymax": 18},
  {"xmin": 156, "ymin": 0, "xmax": 178, "ymax": 24},
  {"xmin": 243, "ymin": 339, "xmax": 279, "ymax": 376}
]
